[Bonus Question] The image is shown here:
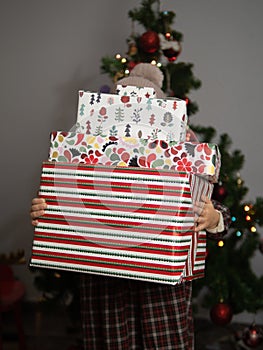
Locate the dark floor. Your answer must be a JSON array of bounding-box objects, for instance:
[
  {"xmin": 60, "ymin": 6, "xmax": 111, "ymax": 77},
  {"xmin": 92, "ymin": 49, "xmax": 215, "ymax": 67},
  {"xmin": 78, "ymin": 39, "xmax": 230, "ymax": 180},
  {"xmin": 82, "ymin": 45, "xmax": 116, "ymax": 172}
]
[{"xmin": 1, "ymin": 302, "xmax": 263, "ymax": 350}]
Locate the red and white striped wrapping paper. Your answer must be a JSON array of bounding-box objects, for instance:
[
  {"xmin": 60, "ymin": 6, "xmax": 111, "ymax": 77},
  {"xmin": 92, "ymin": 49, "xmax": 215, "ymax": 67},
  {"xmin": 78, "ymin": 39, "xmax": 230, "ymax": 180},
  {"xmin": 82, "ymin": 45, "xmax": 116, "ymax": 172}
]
[{"xmin": 30, "ymin": 162, "xmax": 213, "ymax": 284}]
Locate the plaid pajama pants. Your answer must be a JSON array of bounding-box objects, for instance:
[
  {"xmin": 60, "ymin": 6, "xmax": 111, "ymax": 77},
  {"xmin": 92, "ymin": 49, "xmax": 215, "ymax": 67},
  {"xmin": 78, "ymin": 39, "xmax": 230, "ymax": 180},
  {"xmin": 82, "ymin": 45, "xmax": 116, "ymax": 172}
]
[
  {"xmin": 79, "ymin": 200, "xmax": 230, "ymax": 349},
  {"xmin": 80, "ymin": 275, "xmax": 194, "ymax": 350}
]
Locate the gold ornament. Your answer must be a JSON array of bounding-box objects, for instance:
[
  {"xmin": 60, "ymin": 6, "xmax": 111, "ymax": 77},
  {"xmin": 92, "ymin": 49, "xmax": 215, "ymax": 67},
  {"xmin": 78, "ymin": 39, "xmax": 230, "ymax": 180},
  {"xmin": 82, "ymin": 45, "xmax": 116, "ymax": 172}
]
[{"xmin": 128, "ymin": 42, "xmax": 138, "ymax": 56}]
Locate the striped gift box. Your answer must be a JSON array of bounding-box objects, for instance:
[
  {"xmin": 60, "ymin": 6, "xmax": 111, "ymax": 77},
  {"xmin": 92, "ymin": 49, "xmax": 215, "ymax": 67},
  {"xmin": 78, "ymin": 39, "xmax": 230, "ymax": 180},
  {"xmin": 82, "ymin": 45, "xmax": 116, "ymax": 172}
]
[{"xmin": 30, "ymin": 162, "xmax": 213, "ymax": 284}]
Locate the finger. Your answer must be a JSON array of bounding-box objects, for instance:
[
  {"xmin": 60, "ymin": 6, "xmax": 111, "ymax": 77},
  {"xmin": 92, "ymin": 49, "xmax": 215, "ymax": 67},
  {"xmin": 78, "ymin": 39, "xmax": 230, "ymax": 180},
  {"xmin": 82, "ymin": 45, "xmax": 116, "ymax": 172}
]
[
  {"xmin": 203, "ymin": 196, "xmax": 212, "ymax": 205},
  {"xmin": 31, "ymin": 219, "xmax": 39, "ymax": 226},
  {"xmin": 193, "ymin": 202, "xmax": 203, "ymax": 215},
  {"xmin": 31, "ymin": 202, "xmax": 47, "ymax": 212},
  {"xmin": 30, "ymin": 209, "xmax": 45, "ymax": 220},
  {"xmin": 32, "ymin": 197, "xmax": 46, "ymax": 205},
  {"xmin": 195, "ymin": 222, "xmax": 206, "ymax": 232}
]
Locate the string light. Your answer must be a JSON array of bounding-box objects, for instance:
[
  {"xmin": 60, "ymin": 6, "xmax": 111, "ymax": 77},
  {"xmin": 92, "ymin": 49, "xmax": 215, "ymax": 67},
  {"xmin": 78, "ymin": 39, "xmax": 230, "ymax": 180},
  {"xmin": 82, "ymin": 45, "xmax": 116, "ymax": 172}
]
[
  {"xmin": 156, "ymin": 62, "xmax": 162, "ymax": 67},
  {"xmin": 250, "ymin": 226, "xmax": 257, "ymax": 233},
  {"xmin": 244, "ymin": 205, "xmax": 250, "ymax": 212},
  {"xmin": 121, "ymin": 57, "xmax": 127, "ymax": 64},
  {"xmin": 124, "ymin": 69, "xmax": 130, "ymax": 75},
  {"xmin": 236, "ymin": 231, "xmax": 242, "ymax": 237},
  {"xmin": 246, "ymin": 215, "xmax": 251, "ymax": 221},
  {"xmin": 151, "ymin": 60, "xmax": 157, "ymax": 65},
  {"xmin": 237, "ymin": 177, "xmax": 243, "ymax": 186},
  {"xmin": 231, "ymin": 216, "xmax": 236, "ymax": 222},
  {"xmin": 165, "ymin": 32, "xmax": 171, "ymax": 40},
  {"xmin": 115, "ymin": 53, "xmax": 121, "ymax": 60},
  {"xmin": 217, "ymin": 240, "xmax": 224, "ymax": 247}
]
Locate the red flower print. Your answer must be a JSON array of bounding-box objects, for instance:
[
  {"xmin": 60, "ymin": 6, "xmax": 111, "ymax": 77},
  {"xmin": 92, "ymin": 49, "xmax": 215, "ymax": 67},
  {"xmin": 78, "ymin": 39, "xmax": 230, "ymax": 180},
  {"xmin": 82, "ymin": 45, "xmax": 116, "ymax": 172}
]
[
  {"xmin": 176, "ymin": 157, "xmax": 192, "ymax": 172},
  {"xmin": 121, "ymin": 95, "xmax": 130, "ymax": 104},
  {"xmin": 196, "ymin": 143, "xmax": 212, "ymax": 159},
  {"xmin": 84, "ymin": 154, "xmax": 99, "ymax": 164},
  {"xmin": 99, "ymin": 107, "xmax": 107, "ymax": 116},
  {"xmin": 138, "ymin": 153, "xmax": 157, "ymax": 167},
  {"xmin": 171, "ymin": 145, "xmax": 182, "ymax": 155}
]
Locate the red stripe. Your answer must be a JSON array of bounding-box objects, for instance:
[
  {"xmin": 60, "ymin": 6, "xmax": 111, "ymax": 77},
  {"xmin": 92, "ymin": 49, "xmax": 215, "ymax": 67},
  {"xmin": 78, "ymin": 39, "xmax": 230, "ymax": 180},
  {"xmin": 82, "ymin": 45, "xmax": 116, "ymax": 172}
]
[
  {"xmin": 31, "ymin": 251, "xmax": 184, "ymax": 276},
  {"xmin": 40, "ymin": 178, "xmax": 190, "ymax": 196},
  {"xmin": 38, "ymin": 215, "xmax": 195, "ymax": 235},
  {"xmin": 42, "ymin": 162, "xmax": 189, "ymax": 178},
  {"xmin": 33, "ymin": 233, "xmax": 191, "ymax": 256},
  {"xmin": 40, "ymin": 195, "xmax": 194, "ymax": 216}
]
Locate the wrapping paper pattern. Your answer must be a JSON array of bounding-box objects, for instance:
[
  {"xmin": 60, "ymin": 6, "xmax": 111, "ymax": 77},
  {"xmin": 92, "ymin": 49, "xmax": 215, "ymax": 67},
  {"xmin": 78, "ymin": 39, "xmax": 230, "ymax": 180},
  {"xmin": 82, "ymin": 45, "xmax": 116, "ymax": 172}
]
[
  {"xmin": 48, "ymin": 132, "xmax": 220, "ymax": 182},
  {"xmin": 75, "ymin": 87, "xmax": 187, "ymax": 141},
  {"xmin": 30, "ymin": 162, "xmax": 213, "ymax": 284},
  {"xmin": 116, "ymin": 85, "xmax": 157, "ymax": 98}
]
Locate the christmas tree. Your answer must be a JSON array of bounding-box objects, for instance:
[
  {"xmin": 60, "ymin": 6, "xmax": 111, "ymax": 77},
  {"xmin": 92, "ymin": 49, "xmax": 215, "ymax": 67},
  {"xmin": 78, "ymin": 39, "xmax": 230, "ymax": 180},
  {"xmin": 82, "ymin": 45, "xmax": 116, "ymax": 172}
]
[{"xmin": 101, "ymin": 0, "xmax": 263, "ymax": 327}]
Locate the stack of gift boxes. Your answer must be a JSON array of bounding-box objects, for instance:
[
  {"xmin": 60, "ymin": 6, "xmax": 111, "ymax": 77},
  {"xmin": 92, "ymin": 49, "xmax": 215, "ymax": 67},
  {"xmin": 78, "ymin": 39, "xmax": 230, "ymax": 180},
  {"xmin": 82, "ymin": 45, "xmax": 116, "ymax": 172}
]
[{"xmin": 30, "ymin": 86, "xmax": 221, "ymax": 285}]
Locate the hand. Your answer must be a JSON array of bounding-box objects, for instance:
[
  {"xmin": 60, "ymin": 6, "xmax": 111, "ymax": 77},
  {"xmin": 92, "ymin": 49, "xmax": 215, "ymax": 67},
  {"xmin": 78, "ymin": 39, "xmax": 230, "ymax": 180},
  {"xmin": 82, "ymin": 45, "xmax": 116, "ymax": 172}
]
[
  {"xmin": 30, "ymin": 197, "xmax": 47, "ymax": 226},
  {"xmin": 194, "ymin": 197, "xmax": 220, "ymax": 232}
]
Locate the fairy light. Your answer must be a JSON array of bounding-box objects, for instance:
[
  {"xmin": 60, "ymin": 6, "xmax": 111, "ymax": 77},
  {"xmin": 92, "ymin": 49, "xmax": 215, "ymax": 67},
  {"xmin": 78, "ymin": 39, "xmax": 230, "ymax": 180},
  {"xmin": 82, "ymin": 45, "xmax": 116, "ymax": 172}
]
[
  {"xmin": 165, "ymin": 32, "xmax": 171, "ymax": 40},
  {"xmin": 231, "ymin": 216, "xmax": 236, "ymax": 222},
  {"xmin": 244, "ymin": 205, "xmax": 250, "ymax": 212},
  {"xmin": 246, "ymin": 215, "xmax": 251, "ymax": 221},
  {"xmin": 237, "ymin": 177, "xmax": 243, "ymax": 186},
  {"xmin": 250, "ymin": 226, "xmax": 257, "ymax": 233},
  {"xmin": 217, "ymin": 240, "xmax": 224, "ymax": 247},
  {"xmin": 156, "ymin": 62, "xmax": 162, "ymax": 68},
  {"xmin": 151, "ymin": 60, "xmax": 157, "ymax": 65},
  {"xmin": 236, "ymin": 231, "xmax": 242, "ymax": 237},
  {"xmin": 121, "ymin": 57, "xmax": 127, "ymax": 64},
  {"xmin": 124, "ymin": 69, "xmax": 130, "ymax": 75},
  {"xmin": 115, "ymin": 53, "xmax": 122, "ymax": 60}
]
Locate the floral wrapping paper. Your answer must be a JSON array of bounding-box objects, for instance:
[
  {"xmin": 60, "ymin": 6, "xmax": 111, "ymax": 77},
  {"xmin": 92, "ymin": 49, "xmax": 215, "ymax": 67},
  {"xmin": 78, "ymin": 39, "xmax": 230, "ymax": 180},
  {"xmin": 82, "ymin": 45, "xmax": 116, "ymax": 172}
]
[
  {"xmin": 75, "ymin": 86, "xmax": 187, "ymax": 142},
  {"xmin": 48, "ymin": 132, "xmax": 220, "ymax": 182}
]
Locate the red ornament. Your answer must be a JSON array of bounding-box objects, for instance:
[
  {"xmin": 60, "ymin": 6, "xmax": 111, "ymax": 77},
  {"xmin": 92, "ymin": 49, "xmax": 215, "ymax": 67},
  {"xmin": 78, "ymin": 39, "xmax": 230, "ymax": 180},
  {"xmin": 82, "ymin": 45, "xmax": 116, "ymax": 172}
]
[
  {"xmin": 127, "ymin": 61, "xmax": 137, "ymax": 71},
  {"xmin": 163, "ymin": 47, "xmax": 180, "ymax": 62},
  {"xmin": 210, "ymin": 302, "xmax": 233, "ymax": 326},
  {"xmin": 212, "ymin": 183, "xmax": 228, "ymax": 202},
  {"xmin": 242, "ymin": 324, "xmax": 263, "ymax": 348},
  {"xmin": 139, "ymin": 31, "xmax": 160, "ymax": 53}
]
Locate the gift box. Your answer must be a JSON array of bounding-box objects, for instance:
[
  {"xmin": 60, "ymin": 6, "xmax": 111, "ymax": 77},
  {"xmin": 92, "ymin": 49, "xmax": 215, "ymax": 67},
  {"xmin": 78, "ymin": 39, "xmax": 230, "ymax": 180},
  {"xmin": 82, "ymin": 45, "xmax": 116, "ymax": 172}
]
[
  {"xmin": 30, "ymin": 82, "xmax": 220, "ymax": 284},
  {"xmin": 75, "ymin": 86, "xmax": 187, "ymax": 142},
  {"xmin": 48, "ymin": 131, "xmax": 220, "ymax": 182},
  {"xmin": 30, "ymin": 161, "xmax": 213, "ymax": 284}
]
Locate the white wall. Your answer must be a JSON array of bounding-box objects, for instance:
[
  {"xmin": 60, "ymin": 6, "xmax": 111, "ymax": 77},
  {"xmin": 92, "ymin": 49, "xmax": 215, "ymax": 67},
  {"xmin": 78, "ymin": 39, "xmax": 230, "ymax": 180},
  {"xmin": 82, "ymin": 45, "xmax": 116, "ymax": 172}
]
[{"xmin": 0, "ymin": 0, "xmax": 262, "ymax": 322}]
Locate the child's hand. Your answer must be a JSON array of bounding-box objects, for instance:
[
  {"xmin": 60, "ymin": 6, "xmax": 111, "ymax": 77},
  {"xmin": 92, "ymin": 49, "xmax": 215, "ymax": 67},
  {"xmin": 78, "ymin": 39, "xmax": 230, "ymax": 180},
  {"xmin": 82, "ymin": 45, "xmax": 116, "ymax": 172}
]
[
  {"xmin": 30, "ymin": 198, "xmax": 47, "ymax": 226},
  {"xmin": 194, "ymin": 197, "xmax": 220, "ymax": 232}
]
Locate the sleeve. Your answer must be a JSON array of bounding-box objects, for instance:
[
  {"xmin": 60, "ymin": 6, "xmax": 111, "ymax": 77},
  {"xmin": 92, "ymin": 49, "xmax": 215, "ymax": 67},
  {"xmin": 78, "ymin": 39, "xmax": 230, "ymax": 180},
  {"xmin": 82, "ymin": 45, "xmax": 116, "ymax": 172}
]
[{"xmin": 206, "ymin": 199, "xmax": 232, "ymax": 240}]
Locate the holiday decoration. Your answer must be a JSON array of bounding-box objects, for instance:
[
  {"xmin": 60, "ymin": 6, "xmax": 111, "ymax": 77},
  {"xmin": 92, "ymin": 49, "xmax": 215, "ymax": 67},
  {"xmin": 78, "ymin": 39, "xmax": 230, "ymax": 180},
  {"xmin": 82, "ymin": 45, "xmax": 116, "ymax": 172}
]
[
  {"xmin": 31, "ymin": 80, "xmax": 221, "ymax": 285},
  {"xmin": 75, "ymin": 86, "xmax": 188, "ymax": 141},
  {"xmin": 242, "ymin": 324, "xmax": 263, "ymax": 348},
  {"xmin": 159, "ymin": 33, "xmax": 181, "ymax": 62},
  {"xmin": 101, "ymin": 0, "xmax": 201, "ymax": 116},
  {"xmin": 33, "ymin": 0, "xmax": 263, "ymax": 322},
  {"xmin": 212, "ymin": 182, "xmax": 228, "ymax": 202},
  {"xmin": 30, "ymin": 159, "xmax": 215, "ymax": 285},
  {"xmin": 163, "ymin": 48, "xmax": 180, "ymax": 62},
  {"xmin": 210, "ymin": 301, "xmax": 233, "ymax": 326},
  {"xmin": 48, "ymin": 132, "xmax": 220, "ymax": 180},
  {"xmin": 139, "ymin": 31, "xmax": 160, "ymax": 53},
  {"xmin": 127, "ymin": 40, "xmax": 138, "ymax": 57}
]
